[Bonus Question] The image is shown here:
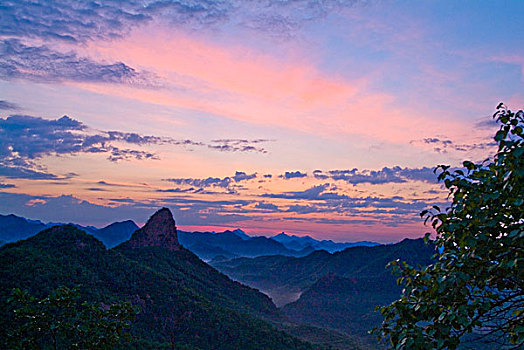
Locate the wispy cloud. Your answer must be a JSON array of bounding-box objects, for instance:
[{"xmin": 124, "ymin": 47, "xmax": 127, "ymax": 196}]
[
  {"xmin": 281, "ymin": 171, "xmax": 308, "ymax": 179},
  {"xmin": 254, "ymin": 201, "xmax": 279, "ymax": 211},
  {"xmin": 1, "ymin": 0, "xmax": 148, "ymax": 43},
  {"xmin": 0, "ymin": 100, "xmax": 20, "ymax": 111},
  {"xmin": 232, "ymin": 171, "xmax": 257, "ymax": 181},
  {"xmin": 236, "ymin": 0, "xmax": 364, "ymax": 38},
  {"xmin": 0, "ymin": 39, "xmax": 158, "ymax": 86},
  {"xmin": 0, "ymin": 114, "xmax": 159, "ymax": 179},
  {"xmin": 0, "ymin": 183, "xmax": 16, "ymax": 189},
  {"xmin": 0, "ymin": 114, "xmax": 269, "ymax": 179},
  {"xmin": 263, "ymin": 184, "xmax": 329, "ymax": 199},
  {"xmin": 474, "ymin": 118, "xmax": 498, "ymax": 130},
  {"xmin": 165, "ymin": 177, "xmax": 233, "ymax": 189},
  {"xmin": 0, "ymin": 165, "xmax": 59, "ymax": 180},
  {"xmin": 313, "ymin": 167, "xmax": 437, "ymax": 184},
  {"xmin": 86, "ymin": 187, "xmax": 108, "ymax": 192},
  {"xmin": 260, "ymin": 182, "xmax": 447, "ymax": 228},
  {"xmin": 163, "ymin": 171, "xmax": 258, "ymax": 192},
  {"xmin": 1, "ymin": 0, "xmax": 362, "ymax": 44},
  {"xmin": 411, "ymin": 137, "xmax": 497, "ymax": 154},
  {"xmin": 208, "ymin": 139, "xmax": 271, "ymax": 153}
]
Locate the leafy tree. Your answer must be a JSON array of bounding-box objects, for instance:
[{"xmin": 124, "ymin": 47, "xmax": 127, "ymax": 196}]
[
  {"xmin": 6, "ymin": 286, "xmax": 137, "ymax": 350},
  {"xmin": 377, "ymin": 104, "xmax": 523, "ymax": 349}
]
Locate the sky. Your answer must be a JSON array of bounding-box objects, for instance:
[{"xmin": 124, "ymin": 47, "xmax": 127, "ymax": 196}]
[{"xmin": 0, "ymin": 0, "xmax": 523, "ymax": 242}]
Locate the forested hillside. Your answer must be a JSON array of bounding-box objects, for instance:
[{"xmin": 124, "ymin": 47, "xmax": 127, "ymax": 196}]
[{"xmin": 0, "ymin": 210, "xmax": 325, "ymax": 349}]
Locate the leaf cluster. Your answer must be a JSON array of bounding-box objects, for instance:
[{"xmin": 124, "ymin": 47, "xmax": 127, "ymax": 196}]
[
  {"xmin": 377, "ymin": 104, "xmax": 524, "ymax": 349},
  {"xmin": 6, "ymin": 286, "xmax": 137, "ymax": 350}
]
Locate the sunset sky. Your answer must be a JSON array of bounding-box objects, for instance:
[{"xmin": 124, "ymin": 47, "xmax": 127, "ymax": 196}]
[{"xmin": 1, "ymin": 0, "xmax": 523, "ymax": 242}]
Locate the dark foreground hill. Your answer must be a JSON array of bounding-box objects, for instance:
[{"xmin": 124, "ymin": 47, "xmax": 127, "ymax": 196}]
[{"xmin": 0, "ymin": 209, "xmax": 321, "ymax": 349}]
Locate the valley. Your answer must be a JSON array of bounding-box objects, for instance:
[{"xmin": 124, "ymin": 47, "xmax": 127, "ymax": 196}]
[{"xmin": 0, "ymin": 209, "xmax": 434, "ymax": 349}]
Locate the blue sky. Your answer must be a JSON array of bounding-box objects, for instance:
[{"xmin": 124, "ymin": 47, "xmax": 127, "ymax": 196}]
[{"xmin": 0, "ymin": 0, "xmax": 522, "ymax": 242}]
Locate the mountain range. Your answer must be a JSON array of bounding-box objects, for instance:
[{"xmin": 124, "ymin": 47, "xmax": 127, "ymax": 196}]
[
  {"xmin": 271, "ymin": 232, "xmax": 378, "ymax": 253},
  {"xmin": 0, "ymin": 213, "xmax": 378, "ymax": 259},
  {"xmin": 0, "ymin": 208, "xmax": 330, "ymax": 349},
  {"xmin": 0, "ymin": 209, "xmax": 495, "ymax": 349},
  {"xmin": 178, "ymin": 230, "xmax": 315, "ymax": 261},
  {"xmin": 212, "ymin": 238, "xmax": 435, "ymax": 343},
  {"xmin": 0, "ymin": 213, "xmax": 138, "ymax": 248},
  {"xmin": 0, "ymin": 209, "xmax": 437, "ymax": 349}
]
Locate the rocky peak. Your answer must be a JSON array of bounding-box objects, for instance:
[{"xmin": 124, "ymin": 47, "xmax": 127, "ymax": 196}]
[{"xmin": 125, "ymin": 208, "xmax": 180, "ymax": 251}]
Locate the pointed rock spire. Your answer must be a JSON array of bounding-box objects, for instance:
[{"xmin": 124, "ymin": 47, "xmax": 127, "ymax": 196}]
[{"xmin": 125, "ymin": 208, "xmax": 180, "ymax": 250}]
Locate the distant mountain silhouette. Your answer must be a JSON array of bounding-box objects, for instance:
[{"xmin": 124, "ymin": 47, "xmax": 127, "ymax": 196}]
[
  {"xmin": 0, "ymin": 213, "xmax": 138, "ymax": 248},
  {"xmin": 271, "ymin": 232, "xmax": 379, "ymax": 253},
  {"xmin": 178, "ymin": 230, "xmax": 313, "ymax": 261},
  {"xmin": 232, "ymin": 228, "xmax": 250, "ymax": 240},
  {"xmin": 0, "ymin": 213, "xmax": 309, "ymax": 259},
  {"xmin": 0, "ymin": 214, "xmax": 47, "ymax": 242},
  {"xmin": 92, "ymin": 220, "xmax": 139, "ymax": 248},
  {"xmin": 0, "ymin": 214, "xmax": 379, "ymax": 262}
]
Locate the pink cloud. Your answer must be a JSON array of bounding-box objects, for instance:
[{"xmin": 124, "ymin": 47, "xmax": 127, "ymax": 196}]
[{"xmin": 79, "ymin": 25, "xmax": 477, "ymax": 146}]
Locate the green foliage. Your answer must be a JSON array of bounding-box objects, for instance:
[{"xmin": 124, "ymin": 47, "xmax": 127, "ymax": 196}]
[
  {"xmin": 377, "ymin": 104, "xmax": 524, "ymax": 349},
  {"xmin": 0, "ymin": 225, "xmax": 317, "ymax": 349},
  {"xmin": 6, "ymin": 286, "xmax": 136, "ymax": 350}
]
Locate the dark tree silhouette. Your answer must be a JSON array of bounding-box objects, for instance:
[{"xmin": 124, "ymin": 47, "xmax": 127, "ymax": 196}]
[
  {"xmin": 7, "ymin": 286, "xmax": 137, "ymax": 350},
  {"xmin": 377, "ymin": 104, "xmax": 523, "ymax": 349}
]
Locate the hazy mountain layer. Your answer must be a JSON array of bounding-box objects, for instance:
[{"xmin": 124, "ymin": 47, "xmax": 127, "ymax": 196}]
[
  {"xmin": 271, "ymin": 232, "xmax": 379, "ymax": 253},
  {"xmin": 0, "ymin": 214, "xmax": 47, "ymax": 242},
  {"xmin": 213, "ymin": 238, "xmax": 435, "ymax": 341}
]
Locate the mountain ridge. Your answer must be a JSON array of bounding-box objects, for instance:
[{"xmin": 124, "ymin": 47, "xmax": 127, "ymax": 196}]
[
  {"xmin": 95, "ymin": 220, "xmax": 139, "ymax": 248},
  {"xmin": 0, "ymin": 209, "xmax": 324, "ymax": 349},
  {"xmin": 120, "ymin": 207, "xmax": 180, "ymax": 251},
  {"xmin": 212, "ymin": 238, "xmax": 435, "ymax": 345},
  {"xmin": 271, "ymin": 232, "xmax": 379, "ymax": 253},
  {"xmin": 0, "ymin": 213, "xmax": 380, "ymax": 258},
  {"xmin": 0, "ymin": 213, "xmax": 140, "ymax": 249}
]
